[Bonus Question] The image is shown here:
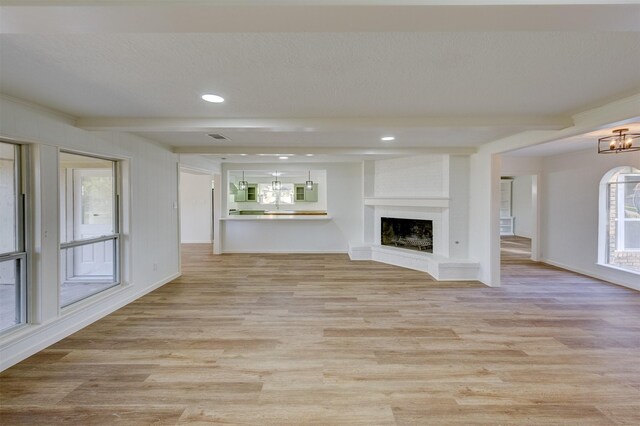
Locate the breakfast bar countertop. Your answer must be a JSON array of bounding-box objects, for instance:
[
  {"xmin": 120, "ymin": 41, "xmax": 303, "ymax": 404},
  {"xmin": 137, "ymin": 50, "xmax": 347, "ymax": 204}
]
[{"xmin": 222, "ymin": 210, "xmax": 330, "ymax": 220}]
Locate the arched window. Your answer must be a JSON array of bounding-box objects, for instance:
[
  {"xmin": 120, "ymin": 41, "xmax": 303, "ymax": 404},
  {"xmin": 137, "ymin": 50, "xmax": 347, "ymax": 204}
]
[{"xmin": 599, "ymin": 166, "xmax": 640, "ymax": 274}]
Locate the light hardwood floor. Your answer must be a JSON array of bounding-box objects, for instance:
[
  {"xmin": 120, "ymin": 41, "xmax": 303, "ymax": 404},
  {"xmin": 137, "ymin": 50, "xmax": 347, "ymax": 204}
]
[
  {"xmin": 501, "ymin": 235, "xmax": 533, "ymax": 262},
  {"xmin": 1, "ymin": 245, "xmax": 639, "ymax": 425}
]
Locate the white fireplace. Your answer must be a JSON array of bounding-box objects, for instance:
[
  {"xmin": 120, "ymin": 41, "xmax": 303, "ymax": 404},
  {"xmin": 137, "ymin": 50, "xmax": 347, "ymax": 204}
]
[
  {"xmin": 349, "ymin": 155, "xmax": 479, "ymax": 281},
  {"xmin": 381, "ymin": 217, "xmax": 433, "ymax": 253},
  {"xmin": 349, "ymin": 197, "xmax": 479, "ymax": 281},
  {"xmin": 374, "ymin": 206, "xmax": 447, "ymax": 257}
]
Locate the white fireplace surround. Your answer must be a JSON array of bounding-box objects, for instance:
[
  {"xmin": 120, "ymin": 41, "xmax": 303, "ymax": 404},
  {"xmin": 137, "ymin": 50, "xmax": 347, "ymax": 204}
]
[
  {"xmin": 349, "ymin": 197, "xmax": 479, "ymax": 281},
  {"xmin": 376, "ymin": 208, "xmax": 444, "ymax": 255}
]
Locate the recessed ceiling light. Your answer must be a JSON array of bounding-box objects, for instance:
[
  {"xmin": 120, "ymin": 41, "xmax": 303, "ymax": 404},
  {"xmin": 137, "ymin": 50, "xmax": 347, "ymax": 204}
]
[
  {"xmin": 381, "ymin": 136, "xmax": 395, "ymax": 141},
  {"xmin": 239, "ymin": 153, "xmax": 247, "ymax": 156},
  {"xmin": 279, "ymin": 156, "xmax": 289, "ymax": 160},
  {"xmin": 306, "ymin": 154, "xmax": 314, "ymax": 157},
  {"xmin": 201, "ymin": 94, "xmax": 225, "ymax": 103}
]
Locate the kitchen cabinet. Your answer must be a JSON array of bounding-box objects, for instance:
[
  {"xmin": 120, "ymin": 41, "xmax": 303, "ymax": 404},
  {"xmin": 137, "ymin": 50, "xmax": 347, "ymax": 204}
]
[
  {"xmin": 235, "ymin": 184, "xmax": 257, "ymax": 202},
  {"xmin": 294, "ymin": 184, "xmax": 318, "ymax": 202}
]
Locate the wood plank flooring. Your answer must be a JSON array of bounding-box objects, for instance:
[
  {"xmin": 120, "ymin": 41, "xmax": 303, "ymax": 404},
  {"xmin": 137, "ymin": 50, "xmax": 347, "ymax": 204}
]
[
  {"xmin": 1, "ymin": 244, "xmax": 639, "ymax": 425},
  {"xmin": 500, "ymin": 235, "xmax": 533, "ymax": 263}
]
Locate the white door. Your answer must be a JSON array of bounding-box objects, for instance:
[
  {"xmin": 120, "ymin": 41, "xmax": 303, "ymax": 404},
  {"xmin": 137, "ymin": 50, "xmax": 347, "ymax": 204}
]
[{"xmin": 72, "ymin": 169, "xmax": 114, "ymax": 277}]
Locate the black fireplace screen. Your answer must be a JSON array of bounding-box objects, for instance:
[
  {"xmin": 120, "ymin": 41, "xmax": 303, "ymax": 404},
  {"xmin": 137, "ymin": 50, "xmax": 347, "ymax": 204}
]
[{"xmin": 381, "ymin": 217, "xmax": 433, "ymax": 252}]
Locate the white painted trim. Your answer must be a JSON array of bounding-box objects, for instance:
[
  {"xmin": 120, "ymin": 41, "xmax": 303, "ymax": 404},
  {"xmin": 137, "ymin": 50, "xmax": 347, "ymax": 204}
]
[
  {"xmin": 0, "ymin": 272, "xmax": 181, "ymax": 372},
  {"xmin": 212, "ymin": 173, "xmax": 222, "ymax": 255},
  {"xmin": 541, "ymin": 258, "xmax": 640, "ymax": 292},
  {"xmin": 597, "ymin": 262, "xmax": 640, "ymax": 277},
  {"xmin": 177, "ymin": 162, "xmax": 183, "ymax": 274},
  {"xmin": 348, "ymin": 244, "xmax": 372, "ymax": 260},
  {"xmin": 181, "ymin": 240, "xmax": 213, "ymax": 244}
]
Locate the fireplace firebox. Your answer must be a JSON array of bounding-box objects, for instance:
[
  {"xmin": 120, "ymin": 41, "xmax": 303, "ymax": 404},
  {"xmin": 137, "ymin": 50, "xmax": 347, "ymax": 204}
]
[{"xmin": 381, "ymin": 217, "xmax": 433, "ymax": 253}]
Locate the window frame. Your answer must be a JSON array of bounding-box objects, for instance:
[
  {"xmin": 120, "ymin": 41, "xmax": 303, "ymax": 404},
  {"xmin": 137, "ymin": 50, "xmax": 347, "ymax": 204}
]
[
  {"xmin": 58, "ymin": 150, "xmax": 122, "ymax": 308},
  {"xmin": 599, "ymin": 166, "xmax": 640, "ymax": 275},
  {"xmin": 0, "ymin": 141, "xmax": 28, "ymax": 333},
  {"xmin": 613, "ymin": 173, "xmax": 640, "ymax": 252}
]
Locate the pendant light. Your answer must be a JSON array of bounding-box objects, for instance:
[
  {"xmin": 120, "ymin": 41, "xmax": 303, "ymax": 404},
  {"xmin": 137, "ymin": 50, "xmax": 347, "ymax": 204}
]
[
  {"xmin": 305, "ymin": 170, "xmax": 314, "ymax": 190},
  {"xmin": 238, "ymin": 170, "xmax": 248, "ymax": 190},
  {"xmin": 272, "ymin": 171, "xmax": 282, "ymax": 190},
  {"xmin": 598, "ymin": 128, "xmax": 640, "ymax": 154}
]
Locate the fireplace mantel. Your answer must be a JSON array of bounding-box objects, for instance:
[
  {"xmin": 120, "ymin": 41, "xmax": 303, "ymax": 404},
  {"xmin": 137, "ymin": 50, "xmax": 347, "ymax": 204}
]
[{"xmin": 363, "ymin": 197, "xmax": 449, "ymax": 208}]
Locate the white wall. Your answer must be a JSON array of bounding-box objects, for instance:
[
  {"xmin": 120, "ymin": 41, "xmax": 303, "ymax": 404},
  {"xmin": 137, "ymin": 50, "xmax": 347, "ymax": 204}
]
[
  {"xmin": 468, "ymin": 151, "xmax": 501, "ymax": 286},
  {"xmin": 374, "ymin": 155, "xmax": 447, "ymax": 197},
  {"xmin": 512, "ymin": 175, "xmax": 533, "ymax": 238},
  {"xmin": 0, "ymin": 96, "xmax": 180, "ymax": 370},
  {"xmin": 540, "ymin": 147, "xmax": 640, "ymax": 290},
  {"xmin": 221, "ymin": 162, "xmax": 362, "ymax": 253},
  {"xmin": 180, "ymin": 171, "xmax": 212, "ymax": 244},
  {"xmin": 178, "ymin": 154, "xmax": 221, "ymax": 174},
  {"xmin": 501, "ymin": 156, "xmax": 542, "ymax": 176},
  {"xmin": 448, "ymin": 155, "xmax": 470, "ymax": 259}
]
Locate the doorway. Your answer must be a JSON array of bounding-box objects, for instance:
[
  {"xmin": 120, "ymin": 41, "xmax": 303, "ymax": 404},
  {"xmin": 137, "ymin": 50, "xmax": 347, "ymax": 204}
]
[
  {"xmin": 499, "ymin": 174, "xmax": 538, "ymax": 264},
  {"xmin": 179, "ymin": 169, "xmax": 214, "ymax": 245}
]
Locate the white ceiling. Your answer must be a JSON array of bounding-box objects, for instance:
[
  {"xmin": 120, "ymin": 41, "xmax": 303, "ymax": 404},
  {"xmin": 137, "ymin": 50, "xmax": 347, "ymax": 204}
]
[
  {"xmin": 1, "ymin": 2, "xmax": 639, "ymax": 159},
  {"xmin": 505, "ymin": 121, "xmax": 640, "ymax": 157}
]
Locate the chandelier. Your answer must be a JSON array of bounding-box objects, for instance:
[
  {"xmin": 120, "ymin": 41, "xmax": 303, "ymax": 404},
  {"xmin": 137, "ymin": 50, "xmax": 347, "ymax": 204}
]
[{"xmin": 598, "ymin": 128, "xmax": 640, "ymax": 154}]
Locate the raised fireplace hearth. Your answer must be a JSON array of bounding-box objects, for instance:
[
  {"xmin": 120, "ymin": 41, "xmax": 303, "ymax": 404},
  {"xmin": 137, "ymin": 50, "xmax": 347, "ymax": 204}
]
[{"xmin": 381, "ymin": 217, "xmax": 433, "ymax": 253}]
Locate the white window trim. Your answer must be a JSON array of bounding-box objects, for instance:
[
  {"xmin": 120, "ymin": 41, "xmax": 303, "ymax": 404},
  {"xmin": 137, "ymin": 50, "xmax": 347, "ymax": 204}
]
[
  {"xmin": 598, "ymin": 167, "xmax": 640, "ymax": 275},
  {"xmin": 616, "ymin": 174, "xmax": 640, "ymax": 252},
  {"xmin": 57, "ymin": 150, "xmax": 129, "ymax": 309}
]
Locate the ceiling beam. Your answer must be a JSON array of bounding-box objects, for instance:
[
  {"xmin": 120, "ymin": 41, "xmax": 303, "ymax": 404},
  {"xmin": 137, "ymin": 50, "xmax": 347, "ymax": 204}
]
[
  {"xmin": 2, "ymin": 4, "xmax": 639, "ymax": 34},
  {"xmin": 480, "ymin": 93, "xmax": 640, "ymax": 155},
  {"xmin": 172, "ymin": 146, "xmax": 477, "ymax": 155},
  {"xmin": 76, "ymin": 116, "xmax": 573, "ymax": 132},
  {"xmin": 1, "ymin": 1, "xmax": 632, "ymax": 4}
]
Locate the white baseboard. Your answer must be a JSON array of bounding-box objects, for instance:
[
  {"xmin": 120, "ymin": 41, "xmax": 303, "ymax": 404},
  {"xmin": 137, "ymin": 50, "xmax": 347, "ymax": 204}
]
[
  {"xmin": 348, "ymin": 244, "xmax": 372, "ymax": 260},
  {"xmin": 541, "ymin": 258, "xmax": 640, "ymax": 292},
  {"xmin": 181, "ymin": 240, "xmax": 212, "ymax": 244},
  {"xmin": 0, "ymin": 272, "xmax": 181, "ymax": 372}
]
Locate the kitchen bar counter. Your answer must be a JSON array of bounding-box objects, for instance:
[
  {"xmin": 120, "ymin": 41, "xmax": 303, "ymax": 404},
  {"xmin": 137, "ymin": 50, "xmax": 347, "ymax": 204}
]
[{"xmin": 221, "ymin": 214, "xmax": 331, "ymax": 221}]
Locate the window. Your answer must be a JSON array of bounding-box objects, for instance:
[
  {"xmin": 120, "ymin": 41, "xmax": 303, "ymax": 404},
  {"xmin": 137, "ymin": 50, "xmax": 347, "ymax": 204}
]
[
  {"xmin": 257, "ymin": 183, "xmax": 295, "ymax": 205},
  {"xmin": 59, "ymin": 152, "xmax": 120, "ymax": 307},
  {"xmin": 600, "ymin": 166, "xmax": 640, "ymax": 273},
  {"xmin": 0, "ymin": 141, "xmax": 26, "ymax": 332}
]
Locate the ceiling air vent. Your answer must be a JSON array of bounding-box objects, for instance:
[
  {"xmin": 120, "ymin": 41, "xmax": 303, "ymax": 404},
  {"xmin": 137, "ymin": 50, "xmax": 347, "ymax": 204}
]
[{"xmin": 208, "ymin": 133, "xmax": 229, "ymax": 141}]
